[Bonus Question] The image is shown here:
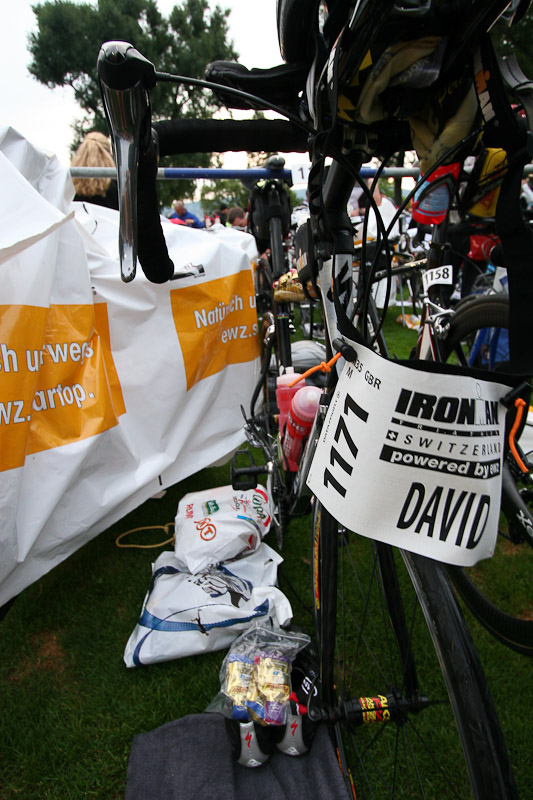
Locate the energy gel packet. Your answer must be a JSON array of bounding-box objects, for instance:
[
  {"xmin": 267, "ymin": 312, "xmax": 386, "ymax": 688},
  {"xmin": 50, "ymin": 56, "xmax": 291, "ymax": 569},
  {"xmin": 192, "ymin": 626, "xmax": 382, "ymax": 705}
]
[
  {"xmin": 225, "ymin": 654, "xmax": 255, "ymax": 721},
  {"xmin": 254, "ymin": 654, "xmax": 290, "ymax": 725},
  {"xmin": 245, "ymin": 677, "xmax": 266, "ymax": 724}
]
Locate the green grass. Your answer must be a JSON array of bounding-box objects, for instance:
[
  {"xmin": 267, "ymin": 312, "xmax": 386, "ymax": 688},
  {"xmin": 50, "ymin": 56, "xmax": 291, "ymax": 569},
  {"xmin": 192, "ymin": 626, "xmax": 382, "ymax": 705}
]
[{"xmin": 1, "ymin": 317, "xmax": 531, "ymax": 799}]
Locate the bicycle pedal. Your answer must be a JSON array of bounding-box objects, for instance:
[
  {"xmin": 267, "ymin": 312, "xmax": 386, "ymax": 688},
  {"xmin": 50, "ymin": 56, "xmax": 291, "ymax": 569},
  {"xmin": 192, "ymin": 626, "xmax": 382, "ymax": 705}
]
[{"xmin": 231, "ymin": 449, "xmax": 268, "ymax": 491}]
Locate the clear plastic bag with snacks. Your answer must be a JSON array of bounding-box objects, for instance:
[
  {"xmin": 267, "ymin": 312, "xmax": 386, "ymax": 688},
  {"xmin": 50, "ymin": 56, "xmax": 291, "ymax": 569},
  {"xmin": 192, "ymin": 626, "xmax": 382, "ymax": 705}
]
[{"xmin": 208, "ymin": 623, "xmax": 311, "ymax": 726}]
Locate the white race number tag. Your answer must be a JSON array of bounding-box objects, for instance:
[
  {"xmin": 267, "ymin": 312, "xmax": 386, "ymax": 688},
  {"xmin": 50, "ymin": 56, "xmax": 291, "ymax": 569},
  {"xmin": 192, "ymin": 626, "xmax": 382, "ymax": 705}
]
[
  {"xmin": 290, "ymin": 163, "xmax": 311, "ymax": 185},
  {"xmin": 422, "ymin": 265, "xmax": 454, "ymax": 293},
  {"xmin": 307, "ymin": 347, "xmax": 509, "ymax": 567}
]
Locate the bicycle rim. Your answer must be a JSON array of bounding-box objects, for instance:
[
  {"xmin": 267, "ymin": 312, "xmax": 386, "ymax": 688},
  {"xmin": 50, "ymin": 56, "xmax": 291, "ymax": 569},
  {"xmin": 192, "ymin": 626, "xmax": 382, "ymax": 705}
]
[
  {"xmin": 312, "ymin": 502, "xmax": 518, "ymax": 799},
  {"xmin": 448, "ymin": 558, "xmax": 533, "ymax": 656},
  {"xmin": 439, "ymin": 294, "xmax": 533, "ymax": 654},
  {"xmin": 439, "ymin": 293, "xmax": 510, "ymax": 370}
]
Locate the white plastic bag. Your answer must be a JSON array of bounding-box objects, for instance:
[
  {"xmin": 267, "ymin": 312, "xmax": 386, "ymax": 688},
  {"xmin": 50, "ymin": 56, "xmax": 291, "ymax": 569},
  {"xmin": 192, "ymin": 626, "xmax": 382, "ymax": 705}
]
[
  {"xmin": 174, "ymin": 484, "xmax": 272, "ymax": 573},
  {"xmin": 124, "ymin": 543, "xmax": 291, "ymax": 667}
]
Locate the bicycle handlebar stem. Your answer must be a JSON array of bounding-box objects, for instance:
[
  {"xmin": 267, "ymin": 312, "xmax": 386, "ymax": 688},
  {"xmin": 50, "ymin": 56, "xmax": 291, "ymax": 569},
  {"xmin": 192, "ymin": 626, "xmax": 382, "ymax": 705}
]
[{"xmin": 97, "ymin": 41, "xmax": 156, "ymax": 282}]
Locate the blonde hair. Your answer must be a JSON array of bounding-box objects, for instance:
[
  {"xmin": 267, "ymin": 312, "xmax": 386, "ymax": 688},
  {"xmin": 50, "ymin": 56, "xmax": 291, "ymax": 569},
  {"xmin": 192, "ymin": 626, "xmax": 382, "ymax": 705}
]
[{"xmin": 71, "ymin": 131, "xmax": 115, "ymax": 197}]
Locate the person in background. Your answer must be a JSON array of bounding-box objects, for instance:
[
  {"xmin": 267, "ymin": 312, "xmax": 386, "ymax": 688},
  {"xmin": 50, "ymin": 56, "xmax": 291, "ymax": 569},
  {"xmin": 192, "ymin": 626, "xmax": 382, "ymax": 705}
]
[
  {"xmin": 520, "ymin": 176, "xmax": 533, "ymax": 218},
  {"xmin": 170, "ymin": 199, "xmax": 204, "ymax": 228},
  {"xmin": 204, "ymin": 205, "xmax": 228, "ymax": 228},
  {"xmin": 354, "ymin": 179, "xmax": 400, "ymax": 309},
  {"xmin": 71, "ymin": 131, "xmax": 118, "ymax": 209},
  {"xmin": 219, "ymin": 204, "xmax": 229, "ymax": 226},
  {"xmin": 228, "ymin": 206, "xmax": 248, "ymax": 230},
  {"xmin": 348, "ymin": 184, "xmax": 364, "ymax": 219}
]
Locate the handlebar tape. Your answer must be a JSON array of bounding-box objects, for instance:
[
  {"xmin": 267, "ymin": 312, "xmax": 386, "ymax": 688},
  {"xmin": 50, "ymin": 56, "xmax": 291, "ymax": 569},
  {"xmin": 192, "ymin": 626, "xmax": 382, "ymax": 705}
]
[
  {"xmin": 137, "ymin": 119, "xmax": 307, "ymax": 283},
  {"xmin": 153, "ymin": 118, "xmax": 309, "ymax": 156},
  {"xmin": 137, "ymin": 130, "xmax": 174, "ymax": 284}
]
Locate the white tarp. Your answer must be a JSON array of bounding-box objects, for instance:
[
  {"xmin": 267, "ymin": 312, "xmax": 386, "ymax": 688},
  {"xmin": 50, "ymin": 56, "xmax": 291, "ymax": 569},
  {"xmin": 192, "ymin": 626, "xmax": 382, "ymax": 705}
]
[{"xmin": 0, "ymin": 127, "xmax": 260, "ymax": 607}]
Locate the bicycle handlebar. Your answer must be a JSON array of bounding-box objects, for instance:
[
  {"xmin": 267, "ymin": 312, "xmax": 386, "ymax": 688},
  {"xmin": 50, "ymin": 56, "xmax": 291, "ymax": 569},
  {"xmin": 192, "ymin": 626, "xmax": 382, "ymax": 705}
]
[
  {"xmin": 97, "ymin": 41, "xmax": 174, "ymax": 283},
  {"xmin": 97, "ymin": 41, "xmax": 310, "ymax": 284}
]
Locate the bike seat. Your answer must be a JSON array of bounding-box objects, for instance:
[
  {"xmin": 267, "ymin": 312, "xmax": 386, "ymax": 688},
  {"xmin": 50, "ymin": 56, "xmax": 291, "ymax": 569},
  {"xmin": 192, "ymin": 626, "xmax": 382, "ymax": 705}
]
[{"xmin": 205, "ymin": 60, "xmax": 308, "ymax": 111}]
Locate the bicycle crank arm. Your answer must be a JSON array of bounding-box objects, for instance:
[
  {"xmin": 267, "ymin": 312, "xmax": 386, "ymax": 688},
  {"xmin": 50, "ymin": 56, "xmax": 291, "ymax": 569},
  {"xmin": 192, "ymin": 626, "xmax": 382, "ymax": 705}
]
[{"xmin": 97, "ymin": 41, "xmax": 156, "ymax": 282}]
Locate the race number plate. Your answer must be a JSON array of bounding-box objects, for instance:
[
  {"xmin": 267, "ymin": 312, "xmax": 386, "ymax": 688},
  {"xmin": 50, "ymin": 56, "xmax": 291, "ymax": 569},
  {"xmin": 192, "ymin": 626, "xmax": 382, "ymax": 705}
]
[
  {"xmin": 307, "ymin": 346, "xmax": 509, "ymax": 567},
  {"xmin": 290, "ymin": 163, "xmax": 311, "ymax": 185},
  {"xmin": 422, "ymin": 264, "xmax": 453, "ymax": 294}
]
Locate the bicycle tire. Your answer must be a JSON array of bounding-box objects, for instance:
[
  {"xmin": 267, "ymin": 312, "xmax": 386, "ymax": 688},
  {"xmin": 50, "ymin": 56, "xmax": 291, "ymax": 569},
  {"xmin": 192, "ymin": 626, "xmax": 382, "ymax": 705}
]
[
  {"xmin": 438, "ymin": 293, "xmax": 533, "ymax": 656},
  {"xmin": 276, "ymin": 0, "xmax": 318, "ymax": 64},
  {"xmin": 438, "ymin": 293, "xmax": 510, "ymax": 371},
  {"xmin": 269, "ymin": 215, "xmax": 286, "ymax": 280},
  {"xmin": 311, "ymin": 501, "xmax": 518, "ymax": 799},
  {"xmin": 256, "ymin": 255, "xmax": 274, "ymax": 316}
]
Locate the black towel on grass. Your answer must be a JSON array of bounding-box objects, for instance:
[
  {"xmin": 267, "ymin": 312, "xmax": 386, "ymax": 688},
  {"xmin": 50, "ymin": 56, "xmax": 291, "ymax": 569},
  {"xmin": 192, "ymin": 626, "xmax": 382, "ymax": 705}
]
[{"xmin": 125, "ymin": 713, "xmax": 351, "ymax": 800}]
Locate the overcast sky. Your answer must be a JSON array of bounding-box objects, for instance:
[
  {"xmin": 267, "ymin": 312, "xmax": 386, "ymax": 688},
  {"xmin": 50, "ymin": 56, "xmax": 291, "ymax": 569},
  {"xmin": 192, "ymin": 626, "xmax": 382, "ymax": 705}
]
[{"xmin": 3, "ymin": 0, "xmax": 292, "ymax": 169}]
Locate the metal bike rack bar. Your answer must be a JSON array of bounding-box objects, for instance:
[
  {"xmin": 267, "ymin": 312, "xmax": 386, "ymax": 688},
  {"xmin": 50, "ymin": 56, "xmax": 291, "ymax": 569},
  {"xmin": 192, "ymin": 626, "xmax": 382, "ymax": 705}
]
[
  {"xmin": 69, "ymin": 164, "xmax": 533, "ymax": 180},
  {"xmin": 70, "ymin": 167, "xmax": 293, "ymax": 180}
]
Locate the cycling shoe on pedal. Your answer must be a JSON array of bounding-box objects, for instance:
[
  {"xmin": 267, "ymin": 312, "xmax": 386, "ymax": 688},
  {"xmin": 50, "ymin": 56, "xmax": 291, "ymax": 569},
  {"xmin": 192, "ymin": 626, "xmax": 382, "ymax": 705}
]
[
  {"xmin": 225, "ymin": 718, "xmax": 275, "ymax": 767},
  {"xmin": 274, "ymin": 642, "xmax": 320, "ymax": 756},
  {"xmin": 274, "ymin": 708, "xmax": 317, "ymax": 756}
]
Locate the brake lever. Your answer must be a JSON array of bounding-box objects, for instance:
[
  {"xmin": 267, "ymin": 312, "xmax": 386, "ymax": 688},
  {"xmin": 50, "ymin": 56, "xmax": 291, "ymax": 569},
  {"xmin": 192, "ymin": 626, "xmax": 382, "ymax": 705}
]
[{"xmin": 97, "ymin": 41, "xmax": 156, "ymax": 282}]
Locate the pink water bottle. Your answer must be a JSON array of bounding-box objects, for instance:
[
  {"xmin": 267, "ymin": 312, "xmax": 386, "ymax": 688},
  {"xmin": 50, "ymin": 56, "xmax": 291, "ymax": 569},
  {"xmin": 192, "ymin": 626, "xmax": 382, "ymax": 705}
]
[
  {"xmin": 282, "ymin": 386, "xmax": 322, "ymax": 472},
  {"xmin": 276, "ymin": 367, "xmax": 303, "ymax": 435}
]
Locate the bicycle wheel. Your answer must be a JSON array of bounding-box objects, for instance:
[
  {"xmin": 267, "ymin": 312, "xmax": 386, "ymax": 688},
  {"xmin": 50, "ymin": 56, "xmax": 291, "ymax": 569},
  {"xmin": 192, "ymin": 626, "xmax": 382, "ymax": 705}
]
[
  {"xmin": 438, "ymin": 293, "xmax": 510, "ymax": 370},
  {"xmin": 255, "ymin": 216, "xmax": 289, "ymax": 419},
  {"xmin": 269, "ymin": 215, "xmax": 286, "ymax": 280},
  {"xmin": 438, "ymin": 293, "xmax": 533, "ymax": 656},
  {"xmin": 311, "ymin": 501, "xmax": 518, "ymax": 799},
  {"xmin": 276, "ymin": 0, "xmax": 318, "ymax": 64},
  {"xmin": 256, "ymin": 254, "xmax": 274, "ymax": 316}
]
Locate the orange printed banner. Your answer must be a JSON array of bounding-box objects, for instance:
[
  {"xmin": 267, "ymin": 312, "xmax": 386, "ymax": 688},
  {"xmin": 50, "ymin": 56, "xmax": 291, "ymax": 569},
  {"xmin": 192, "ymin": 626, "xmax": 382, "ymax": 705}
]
[
  {"xmin": 0, "ymin": 133, "xmax": 267, "ymax": 611},
  {"xmin": 170, "ymin": 271, "xmax": 259, "ymax": 390},
  {"xmin": 0, "ymin": 303, "xmax": 125, "ymax": 472}
]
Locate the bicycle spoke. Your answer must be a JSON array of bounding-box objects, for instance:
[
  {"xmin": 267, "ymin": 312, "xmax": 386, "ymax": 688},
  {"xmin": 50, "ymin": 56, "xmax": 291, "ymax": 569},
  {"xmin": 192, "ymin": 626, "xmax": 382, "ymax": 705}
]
[{"xmin": 315, "ymin": 511, "xmax": 516, "ymax": 799}]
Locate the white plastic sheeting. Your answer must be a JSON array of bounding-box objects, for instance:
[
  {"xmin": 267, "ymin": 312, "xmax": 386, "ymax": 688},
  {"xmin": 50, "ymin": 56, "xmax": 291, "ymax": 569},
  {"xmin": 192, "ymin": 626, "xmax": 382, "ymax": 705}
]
[{"xmin": 0, "ymin": 127, "xmax": 260, "ymax": 606}]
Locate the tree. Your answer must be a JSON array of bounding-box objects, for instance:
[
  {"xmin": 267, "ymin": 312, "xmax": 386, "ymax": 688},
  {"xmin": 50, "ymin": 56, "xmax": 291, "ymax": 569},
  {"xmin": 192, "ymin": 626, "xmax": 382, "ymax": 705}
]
[
  {"xmin": 199, "ymin": 178, "xmax": 251, "ymax": 214},
  {"xmin": 28, "ymin": 0, "xmax": 239, "ymax": 200}
]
